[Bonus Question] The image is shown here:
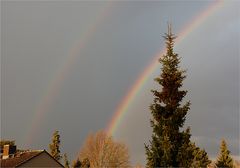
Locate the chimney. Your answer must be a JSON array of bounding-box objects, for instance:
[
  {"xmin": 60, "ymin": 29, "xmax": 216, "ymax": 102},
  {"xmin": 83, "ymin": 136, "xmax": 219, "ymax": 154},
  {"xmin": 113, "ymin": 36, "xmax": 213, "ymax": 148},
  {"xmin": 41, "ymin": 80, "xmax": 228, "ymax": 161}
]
[{"xmin": 2, "ymin": 145, "xmax": 16, "ymax": 159}]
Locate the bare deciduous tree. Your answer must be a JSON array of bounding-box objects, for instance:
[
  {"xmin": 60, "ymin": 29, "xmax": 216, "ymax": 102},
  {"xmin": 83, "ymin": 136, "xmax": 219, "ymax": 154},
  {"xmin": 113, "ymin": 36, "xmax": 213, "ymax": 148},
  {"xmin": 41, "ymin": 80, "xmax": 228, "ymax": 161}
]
[{"xmin": 78, "ymin": 130, "xmax": 130, "ymax": 167}]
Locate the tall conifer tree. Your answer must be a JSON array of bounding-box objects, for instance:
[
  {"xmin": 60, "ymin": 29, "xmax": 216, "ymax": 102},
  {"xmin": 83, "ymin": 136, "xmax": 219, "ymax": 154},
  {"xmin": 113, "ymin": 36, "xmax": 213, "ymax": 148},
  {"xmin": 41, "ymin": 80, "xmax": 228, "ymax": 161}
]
[
  {"xmin": 145, "ymin": 25, "xmax": 194, "ymax": 167},
  {"xmin": 49, "ymin": 130, "xmax": 62, "ymax": 161}
]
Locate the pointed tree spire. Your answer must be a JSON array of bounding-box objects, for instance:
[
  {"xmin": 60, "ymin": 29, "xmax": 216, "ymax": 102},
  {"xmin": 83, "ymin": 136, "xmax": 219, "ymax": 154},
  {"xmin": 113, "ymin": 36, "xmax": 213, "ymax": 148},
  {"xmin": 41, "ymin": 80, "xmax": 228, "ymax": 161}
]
[
  {"xmin": 167, "ymin": 22, "xmax": 172, "ymax": 35},
  {"xmin": 215, "ymin": 139, "xmax": 234, "ymax": 168},
  {"xmin": 145, "ymin": 26, "xmax": 194, "ymax": 167}
]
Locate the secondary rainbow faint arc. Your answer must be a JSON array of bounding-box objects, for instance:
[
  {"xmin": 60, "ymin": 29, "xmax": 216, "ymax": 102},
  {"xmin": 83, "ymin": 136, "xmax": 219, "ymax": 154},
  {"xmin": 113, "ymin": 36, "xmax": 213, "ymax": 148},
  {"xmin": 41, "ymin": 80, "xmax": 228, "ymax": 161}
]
[
  {"xmin": 106, "ymin": 0, "xmax": 224, "ymax": 136},
  {"xmin": 26, "ymin": 2, "xmax": 114, "ymax": 145}
]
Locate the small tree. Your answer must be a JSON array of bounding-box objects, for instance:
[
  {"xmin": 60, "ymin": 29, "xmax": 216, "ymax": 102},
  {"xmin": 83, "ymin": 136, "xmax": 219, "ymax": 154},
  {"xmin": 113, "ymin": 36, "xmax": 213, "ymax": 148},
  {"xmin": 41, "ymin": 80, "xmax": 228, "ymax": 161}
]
[
  {"xmin": 0, "ymin": 140, "xmax": 15, "ymax": 148},
  {"xmin": 49, "ymin": 130, "xmax": 62, "ymax": 161},
  {"xmin": 215, "ymin": 139, "xmax": 234, "ymax": 168},
  {"xmin": 0, "ymin": 140, "xmax": 15, "ymax": 153},
  {"xmin": 64, "ymin": 153, "xmax": 70, "ymax": 168},
  {"xmin": 72, "ymin": 159, "xmax": 82, "ymax": 168},
  {"xmin": 78, "ymin": 130, "xmax": 130, "ymax": 167},
  {"xmin": 191, "ymin": 143, "xmax": 211, "ymax": 168}
]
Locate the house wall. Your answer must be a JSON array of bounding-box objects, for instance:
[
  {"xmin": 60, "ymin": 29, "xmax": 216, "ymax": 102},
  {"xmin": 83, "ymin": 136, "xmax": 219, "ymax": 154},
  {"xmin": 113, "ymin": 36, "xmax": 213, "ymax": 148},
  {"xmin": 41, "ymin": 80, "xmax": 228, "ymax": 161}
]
[{"xmin": 18, "ymin": 152, "xmax": 63, "ymax": 167}]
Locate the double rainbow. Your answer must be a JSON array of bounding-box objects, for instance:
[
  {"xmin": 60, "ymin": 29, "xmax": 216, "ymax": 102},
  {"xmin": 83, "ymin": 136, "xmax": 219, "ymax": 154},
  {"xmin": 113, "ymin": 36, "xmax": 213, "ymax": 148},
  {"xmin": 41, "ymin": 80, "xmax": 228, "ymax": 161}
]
[{"xmin": 26, "ymin": 1, "xmax": 224, "ymax": 144}]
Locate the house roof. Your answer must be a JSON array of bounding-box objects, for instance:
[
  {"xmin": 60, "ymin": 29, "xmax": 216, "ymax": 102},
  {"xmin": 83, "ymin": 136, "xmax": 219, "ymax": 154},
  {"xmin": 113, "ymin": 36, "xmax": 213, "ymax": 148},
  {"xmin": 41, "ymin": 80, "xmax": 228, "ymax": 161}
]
[
  {"xmin": 0, "ymin": 150, "xmax": 64, "ymax": 168},
  {"xmin": 0, "ymin": 150, "xmax": 42, "ymax": 167}
]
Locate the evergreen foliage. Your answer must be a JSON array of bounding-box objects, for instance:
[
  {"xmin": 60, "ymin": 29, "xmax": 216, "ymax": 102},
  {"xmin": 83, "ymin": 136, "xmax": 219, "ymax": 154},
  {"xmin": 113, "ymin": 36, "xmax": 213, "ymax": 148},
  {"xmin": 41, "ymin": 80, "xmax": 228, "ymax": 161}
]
[
  {"xmin": 49, "ymin": 130, "xmax": 62, "ymax": 161},
  {"xmin": 0, "ymin": 140, "xmax": 15, "ymax": 148},
  {"xmin": 191, "ymin": 143, "xmax": 211, "ymax": 168},
  {"xmin": 72, "ymin": 158, "xmax": 90, "ymax": 168},
  {"xmin": 64, "ymin": 153, "xmax": 70, "ymax": 168},
  {"xmin": 145, "ymin": 25, "xmax": 194, "ymax": 167},
  {"xmin": 72, "ymin": 159, "xmax": 82, "ymax": 168},
  {"xmin": 81, "ymin": 158, "xmax": 90, "ymax": 168},
  {"xmin": 215, "ymin": 139, "xmax": 234, "ymax": 168},
  {"xmin": 0, "ymin": 140, "xmax": 15, "ymax": 153}
]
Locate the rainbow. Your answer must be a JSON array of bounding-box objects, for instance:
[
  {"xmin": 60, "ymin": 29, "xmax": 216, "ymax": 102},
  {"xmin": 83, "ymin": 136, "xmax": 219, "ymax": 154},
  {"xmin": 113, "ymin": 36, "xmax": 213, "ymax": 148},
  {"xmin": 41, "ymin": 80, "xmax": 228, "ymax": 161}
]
[
  {"xmin": 106, "ymin": 0, "xmax": 224, "ymax": 136},
  {"xmin": 26, "ymin": 2, "xmax": 114, "ymax": 145}
]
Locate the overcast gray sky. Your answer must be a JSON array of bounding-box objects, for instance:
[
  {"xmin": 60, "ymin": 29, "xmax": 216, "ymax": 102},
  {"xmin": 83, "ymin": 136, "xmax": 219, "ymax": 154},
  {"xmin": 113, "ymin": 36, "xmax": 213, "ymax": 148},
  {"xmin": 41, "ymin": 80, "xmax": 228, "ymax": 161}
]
[{"xmin": 1, "ymin": 0, "xmax": 239, "ymax": 165}]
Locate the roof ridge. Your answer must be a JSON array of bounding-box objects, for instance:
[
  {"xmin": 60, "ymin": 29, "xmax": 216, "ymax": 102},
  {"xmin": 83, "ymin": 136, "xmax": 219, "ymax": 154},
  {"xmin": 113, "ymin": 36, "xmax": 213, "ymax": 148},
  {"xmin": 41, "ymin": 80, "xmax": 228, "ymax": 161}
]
[{"xmin": 14, "ymin": 150, "xmax": 44, "ymax": 167}]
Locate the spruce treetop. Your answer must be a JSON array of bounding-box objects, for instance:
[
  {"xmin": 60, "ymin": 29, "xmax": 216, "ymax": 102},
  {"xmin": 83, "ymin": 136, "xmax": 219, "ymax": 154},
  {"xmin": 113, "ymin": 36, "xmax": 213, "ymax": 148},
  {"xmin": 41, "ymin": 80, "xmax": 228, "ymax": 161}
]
[
  {"xmin": 215, "ymin": 139, "xmax": 234, "ymax": 168},
  {"xmin": 145, "ymin": 25, "xmax": 193, "ymax": 167}
]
